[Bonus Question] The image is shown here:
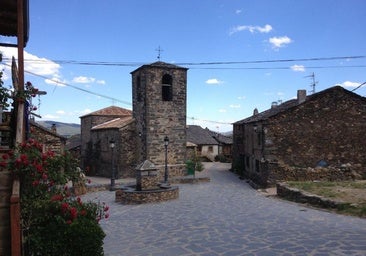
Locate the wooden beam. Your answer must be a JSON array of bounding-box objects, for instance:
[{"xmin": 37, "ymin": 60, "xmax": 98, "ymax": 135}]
[{"xmin": 16, "ymin": 0, "xmax": 25, "ymax": 145}]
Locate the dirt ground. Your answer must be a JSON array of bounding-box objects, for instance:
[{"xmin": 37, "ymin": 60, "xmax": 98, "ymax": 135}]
[{"xmin": 320, "ymin": 180, "xmax": 366, "ymax": 204}]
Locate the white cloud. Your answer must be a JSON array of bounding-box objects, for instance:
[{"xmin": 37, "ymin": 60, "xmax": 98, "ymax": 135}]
[
  {"xmin": 45, "ymin": 75, "xmax": 67, "ymax": 87},
  {"xmin": 229, "ymin": 104, "xmax": 241, "ymax": 108},
  {"xmin": 56, "ymin": 110, "xmax": 66, "ymax": 115},
  {"xmin": 337, "ymin": 81, "xmax": 361, "ymax": 88},
  {"xmin": 269, "ymin": 36, "xmax": 293, "ymax": 49},
  {"xmin": 290, "ymin": 65, "xmax": 305, "ymax": 72},
  {"xmin": 72, "ymin": 76, "xmax": 96, "ymax": 84},
  {"xmin": 79, "ymin": 109, "xmax": 92, "ymax": 115},
  {"xmin": 206, "ymin": 78, "xmax": 224, "ymax": 85},
  {"xmin": 43, "ymin": 114, "xmax": 60, "ymax": 120},
  {"xmin": 230, "ymin": 24, "xmax": 272, "ymax": 35},
  {"xmin": 96, "ymin": 80, "xmax": 106, "ymax": 85},
  {"xmin": 218, "ymin": 109, "xmax": 227, "ymax": 113},
  {"xmin": 235, "ymin": 9, "xmax": 242, "ymax": 15},
  {"xmin": 0, "ymin": 46, "xmax": 60, "ymax": 78},
  {"xmin": 237, "ymin": 96, "xmax": 246, "ymax": 100}
]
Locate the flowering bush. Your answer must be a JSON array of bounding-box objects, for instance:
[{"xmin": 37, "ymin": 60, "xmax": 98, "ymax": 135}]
[
  {"xmin": 0, "ymin": 139, "xmax": 108, "ymax": 255},
  {"xmin": 0, "ymin": 79, "xmax": 38, "ymax": 111}
]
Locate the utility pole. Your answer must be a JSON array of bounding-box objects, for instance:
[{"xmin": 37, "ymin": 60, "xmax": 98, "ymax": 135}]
[{"xmin": 305, "ymin": 72, "xmax": 318, "ymax": 94}]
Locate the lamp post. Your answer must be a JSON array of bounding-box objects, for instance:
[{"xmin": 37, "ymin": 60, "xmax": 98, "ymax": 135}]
[
  {"xmin": 164, "ymin": 136, "xmax": 169, "ymax": 184},
  {"xmin": 109, "ymin": 139, "xmax": 115, "ymax": 190}
]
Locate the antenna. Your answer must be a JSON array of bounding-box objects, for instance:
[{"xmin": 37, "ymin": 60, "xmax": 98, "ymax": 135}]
[
  {"xmin": 155, "ymin": 46, "xmax": 163, "ymax": 61},
  {"xmin": 305, "ymin": 72, "xmax": 318, "ymax": 94}
]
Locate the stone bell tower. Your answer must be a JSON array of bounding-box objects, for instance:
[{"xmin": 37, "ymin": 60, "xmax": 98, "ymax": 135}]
[{"xmin": 131, "ymin": 61, "xmax": 188, "ymax": 177}]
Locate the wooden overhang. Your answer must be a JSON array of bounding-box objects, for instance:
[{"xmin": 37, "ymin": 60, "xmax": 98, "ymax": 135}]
[{"xmin": 0, "ymin": 0, "xmax": 29, "ymax": 47}]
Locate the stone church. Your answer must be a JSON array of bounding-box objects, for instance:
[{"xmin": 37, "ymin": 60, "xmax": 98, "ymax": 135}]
[{"xmin": 80, "ymin": 61, "xmax": 188, "ymax": 179}]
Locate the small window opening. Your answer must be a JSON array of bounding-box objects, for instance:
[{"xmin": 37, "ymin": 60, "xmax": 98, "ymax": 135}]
[{"xmin": 162, "ymin": 74, "xmax": 173, "ymax": 101}]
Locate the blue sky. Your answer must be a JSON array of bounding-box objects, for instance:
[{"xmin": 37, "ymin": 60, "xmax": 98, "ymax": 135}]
[{"xmin": 1, "ymin": 0, "xmax": 365, "ymax": 132}]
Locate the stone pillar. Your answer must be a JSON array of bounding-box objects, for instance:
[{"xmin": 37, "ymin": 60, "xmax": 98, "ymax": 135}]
[{"xmin": 136, "ymin": 160, "xmax": 159, "ymax": 191}]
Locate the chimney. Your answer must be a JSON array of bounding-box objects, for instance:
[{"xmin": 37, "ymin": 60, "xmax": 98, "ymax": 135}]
[
  {"xmin": 51, "ymin": 124, "xmax": 57, "ymax": 133},
  {"xmin": 253, "ymin": 108, "xmax": 258, "ymax": 115},
  {"xmin": 297, "ymin": 90, "xmax": 307, "ymax": 104},
  {"xmin": 271, "ymin": 101, "xmax": 278, "ymax": 109}
]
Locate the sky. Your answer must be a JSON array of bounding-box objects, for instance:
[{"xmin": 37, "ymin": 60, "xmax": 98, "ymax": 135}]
[{"xmin": 0, "ymin": 0, "xmax": 365, "ymax": 132}]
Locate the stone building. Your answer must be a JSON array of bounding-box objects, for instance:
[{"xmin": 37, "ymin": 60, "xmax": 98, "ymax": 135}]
[
  {"xmin": 131, "ymin": 61, "xmax": 188, "ymax": 177},
  {"xmin": 80, "ymin": 61, "xmax": 188, "ymax": 178},
  {"xmin": 29, "ymin": 120, "xmax": 67, "ymax": 154},
  {"xmin": 186, "ymin": 125, "xmax": 232, "ymax": 161},
  {"xmin": 232, "ymin": 86, "xmax": 366, "ymax": 187},
  {"xmin": 80, "ymin": 106, "xmax": 134, "ymax": 177}
]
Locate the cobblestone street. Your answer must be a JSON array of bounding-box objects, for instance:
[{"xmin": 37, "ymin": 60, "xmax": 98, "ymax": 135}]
[{"xmin": 83, "ymin": 163, "xmax": 366, "ymax": 256}]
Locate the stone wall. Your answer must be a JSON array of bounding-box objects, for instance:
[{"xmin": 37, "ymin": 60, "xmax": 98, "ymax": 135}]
[
  {"xmin": 276, "ymin": 182, "xmax": 346, "ymax": 209},
  {"xmin": 0, "ymin": 171, "xmax": 11, "ymax": 255},
  {"xmin": 80, "ymin": 114, "xmax": 123, "ymax": 171},
  {"xmin": 267, "ymin": 163, "xmax": 359, "ymax": 186},
  {"xmin": 265, "ymin": 87, "xmax": 366, "ymax": 168},
  {"xmin": 131, "ymin": 62, "xmax": 188, "ymax": 169},
  {"xmin": 30, "ymin": 123, "xmax": 65, "ymax": 154},
  {"xmin": 115, "ymin": 186, "xmax": 179, "ymax": 204}
]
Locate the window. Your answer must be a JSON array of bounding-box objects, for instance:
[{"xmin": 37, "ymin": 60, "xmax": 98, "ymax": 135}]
[
  {"xmin": 162, "ymin": 74, "xmax": 172, "ymax": 101},
  {"xmin": 208, "ymin": 146, "xmax": 213, "ymax": 153}
]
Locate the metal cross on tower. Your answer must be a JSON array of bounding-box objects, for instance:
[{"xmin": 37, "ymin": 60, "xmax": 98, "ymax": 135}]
[{"xmin": 156, "ymin": 46, "xmax": 163, "ymax": 60}]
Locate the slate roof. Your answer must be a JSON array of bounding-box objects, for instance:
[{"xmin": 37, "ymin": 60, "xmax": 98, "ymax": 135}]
[
  {"xmin": 130, "ymin": 61, "xmax": 188, "ymax": 74},
  {"xmin": 65, "ymin": 134, "xmax": 81, "ymax": 151},
  {"xmin": 234, "ymin": 86, "xmax": 364, "ymax": 125},
  {"xmin": 0, "ymin": 0, "xmax": 29, "ymax": 46},
  {"xmin": 91, "ymin": 116, "xmax": 134, "ymax": 130},
  {"xmin": 186, "ymin": 125, "xmax": 219, "ymax": 145},
  {"xmin": 207, "ymin": 130, "xmax": 232, "ymax": 144},
  {"xmin": 80, "ymin": 106, "xmax": 132, "ymax": 118}
]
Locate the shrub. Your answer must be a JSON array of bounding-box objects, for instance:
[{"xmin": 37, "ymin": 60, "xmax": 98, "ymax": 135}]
[
  {"xmin": 186, "ymin": 152, "xmax": 204, "ymax": 177},
  {"xmin": 0, "ymin": 139, "xmax": 108, "ymax": 256}
]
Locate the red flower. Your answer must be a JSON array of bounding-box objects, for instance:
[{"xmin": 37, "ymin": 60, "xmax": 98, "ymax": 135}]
[
  {"xmin": 35, "ymin": 163, "xmax": 43, "ymax": 173},
  {"xmin": 61, "ymin": 202, "xmax": 69, "ymax": 213},
  {"xmin": 105, "ymin": 213, "xmax": 110, "ymax": 219},
  {"xmin": 2, "ymin": 154, "xmax": 9, "ymax": 160},
  {"xmin": 42, "ymin": 173, "xmax": 48, "ymax": 180},
  {"xmin": 32, "ymin": 180, "xmax": 39, "ymax": 187},
  {"xmin": 104, "ymin": 205, "xmax": 109, "ymax": 212},
  {"xmin": 66, "ymin": 220, "xmax": 72, "ymax": 225},
  {"xmin": 51, "ymin": 194, "xmax": 63, "ymax": 202},
  {"xmin": 69, "ymin": 207, "xmax": 78, "ymax": 220},
  {"xmin": 80, "ymin": 209, "xmax": 87, "ymax": 216},
  {"xmin": 77, "ymin": 197, "xmax": 82, "ymax": 205}
]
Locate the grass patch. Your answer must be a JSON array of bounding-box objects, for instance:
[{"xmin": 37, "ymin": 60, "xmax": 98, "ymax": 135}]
[{"xmin": 286, "ymin": 180, "xmax": 366, "ymax": 218}]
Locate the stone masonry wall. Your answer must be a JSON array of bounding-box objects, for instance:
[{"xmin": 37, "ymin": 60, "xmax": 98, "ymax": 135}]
[
  {"xmin": 266, "ymin": 163, "xmax": 359, "ymax": 186},
  {"xmin": 131, "ymin": 63, "xmax": 188, "ymax": 178},
  {"xmin": 264, "ymin": 87, "xmax": 366, "ymax": 169},
  {"xmin": 30, "ymin": 125, "xmax": 65, "ymax": 154}
]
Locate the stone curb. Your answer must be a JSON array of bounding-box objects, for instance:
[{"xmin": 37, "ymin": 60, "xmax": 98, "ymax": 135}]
[
  {"xmin": 276, "ymin": 182, "xmax": 348, "ymax": 209},
  {"xmin": 84, "ymin": 176, "xmax": 210, "ymax": 193}
]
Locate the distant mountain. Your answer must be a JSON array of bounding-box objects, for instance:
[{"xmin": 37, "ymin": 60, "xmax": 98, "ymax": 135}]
[
  {"xmin": 222, "ymin": 131, "xmax": 233, "ymax": 137},
  {"xmin": 36, "ymin": 121, "xmax": 80, "ymax": 137}
]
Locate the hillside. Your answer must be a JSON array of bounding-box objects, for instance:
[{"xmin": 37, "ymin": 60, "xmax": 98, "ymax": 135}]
[{"xmin": 36, "ymin": 121, "xmax": 80, "ymax": 137}]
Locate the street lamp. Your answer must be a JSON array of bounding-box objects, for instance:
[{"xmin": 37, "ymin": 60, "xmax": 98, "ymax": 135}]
[
  {"xmin": 109, "ymin": 139, "xmax": 116, "ymax": 190},
  {"xmin": 164, "ymin": 136, "xmax": 169, "ymax": 185}
]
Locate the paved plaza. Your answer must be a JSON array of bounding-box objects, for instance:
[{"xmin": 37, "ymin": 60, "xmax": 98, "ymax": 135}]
[{"xmin": 83, "ymin": 163, "xmax": 366, "ymax": 256}]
